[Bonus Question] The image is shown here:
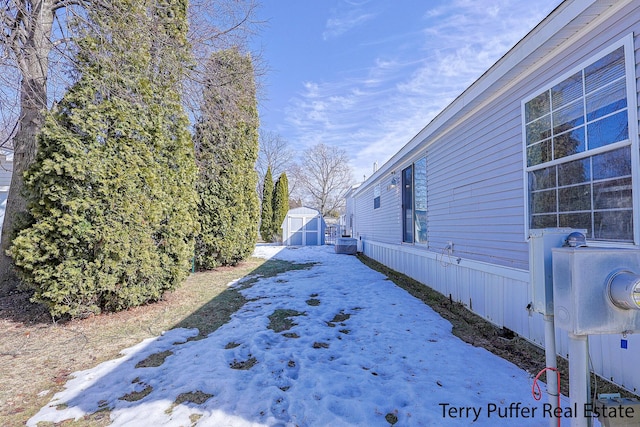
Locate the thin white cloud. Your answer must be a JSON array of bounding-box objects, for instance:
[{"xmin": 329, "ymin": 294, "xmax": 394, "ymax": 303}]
[
  {"xmin": 323, "ymin": 11, "xmax": 376, "ymax": 40},
  {"xmin": 277, "ymin": 0, "xmax": 561, "ymax": 181}
]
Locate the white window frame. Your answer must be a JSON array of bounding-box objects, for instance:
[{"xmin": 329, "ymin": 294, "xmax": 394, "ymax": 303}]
[{"xmin": 521, "ymin": 34, "xmax": 639, "ymax": 245}]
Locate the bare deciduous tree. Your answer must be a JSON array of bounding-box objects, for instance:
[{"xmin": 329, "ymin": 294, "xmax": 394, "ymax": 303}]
[
  {"xmin": 256, "ymin": 129, "xmax": 293, "ymax": 189},
  {"xmin": 293, "ymin": 143, "xmax": 354, "ymax": 218}
]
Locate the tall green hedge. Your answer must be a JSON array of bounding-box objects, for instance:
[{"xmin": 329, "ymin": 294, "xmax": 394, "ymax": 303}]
[
  {"xmin": 260, "ymin": 167, "xmax": 274, "ymax": 242},
  {"xmin": 272, "ymin": 172, "xmax": 289, "ymax": 241},
  {"xmin": 8, "ymin": 0, "xmax": 197, "ymax": 318},
  {"xmin": 194, "ymin": 48, "xmax": 259, "ymax": 269}
]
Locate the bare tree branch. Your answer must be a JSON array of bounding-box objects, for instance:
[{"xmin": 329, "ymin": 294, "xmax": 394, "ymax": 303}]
[{"xmin": 292, "ymin": 143, "xmax": 355, "ymax": 218}]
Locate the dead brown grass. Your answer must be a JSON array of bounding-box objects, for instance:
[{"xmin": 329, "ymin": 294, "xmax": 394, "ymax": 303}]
[{"xmin": 0, "ymin": 257, "xmax": 272, "ymax": 426}]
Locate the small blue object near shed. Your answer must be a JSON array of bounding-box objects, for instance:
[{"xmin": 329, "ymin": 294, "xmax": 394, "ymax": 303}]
[{"xmin": 281, "ymin": 207, "xmax": 326, "ymax": 246}]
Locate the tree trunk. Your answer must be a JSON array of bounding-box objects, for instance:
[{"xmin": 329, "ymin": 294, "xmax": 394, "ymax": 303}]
[{"xmin": 0, "ymin": 0, "xmax": 53, "ymax": 294}]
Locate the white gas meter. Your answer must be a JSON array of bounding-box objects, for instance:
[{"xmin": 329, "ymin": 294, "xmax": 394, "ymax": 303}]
[{"xmin": 552, "ymin": 246, "xmax": 640, "ymax": 335}]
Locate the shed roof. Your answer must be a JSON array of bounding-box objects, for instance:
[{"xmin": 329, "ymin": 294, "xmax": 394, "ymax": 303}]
[{"xmin": 286, "ymin": 207, "xmax": 322, "ymax": 216}]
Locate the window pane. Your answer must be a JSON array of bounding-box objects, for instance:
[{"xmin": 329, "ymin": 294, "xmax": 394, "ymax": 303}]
[
  {"xmin": 586, "ymin": 78, "xmax": 627, "ymax": 121},
  {"xmin": 559, "ymin": 184, "xmax": 591, "ymax": 212},
  {"xmin": 592, "ymin": 146, "xmax": 631, "ymax": 180},
  {"xmin": 593, "ymin": 177, "xmax": 632, "ymax": 210},
  {"xmin": 559, "ymin": 212, "xmax": 592, "ymax": 236},
  {"xmin": 594, "ymin": 210, "xmax": 633, "ymax": 241},
  {"xmin": 531, "ymin": 189, "xmax": 556, "ymax": 214},
  {"xmin": 525, "ymin": 44, "xmax": 633, "ymax": 244},
  {"xmin": 527, "ymin": 139, "xmax": 552, "ymax": 166},
  {"xmin": 531, "ymin": 214, "xmax": 557, "ymax": 229},
  {"xmin": 558, "ymin": 157, "xmax": 590, "ymax": 186},
  {"xmin": 554, "ymin": 127, "xmax": 585, "ymax": 160},
  {"xmin": 552, "ymin": 72, "xmax": 583, "ymax": 109},
  {"xmin": 525, "ymin": 91, "xmax": 550, "ymax": 122},
  {"xmin": 587, "ymin": 110, "xmax": 628, "ymax": 150},
  {"xmin": 553, "ymin": 101, "xmax": 584, "ymax": 134},
  {"xmin": 526, "ymin": 115, "xmax": 551, "ymax": 145},
  {"xmin": 414, "ymin": 157, "xmax": 427, "ymax": 244},
  {"xmin": 529, "ymin": 167, "xmax": 556, "ymax": 191},
  {"xmin": 585, "ymin": 47, "xmax": 625, "ymax": 94}
]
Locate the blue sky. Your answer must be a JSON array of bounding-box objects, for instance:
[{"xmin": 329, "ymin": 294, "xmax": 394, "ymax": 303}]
[{"xmin": 254, "ymin": 0, "xmax": 563, "ymax": 183}]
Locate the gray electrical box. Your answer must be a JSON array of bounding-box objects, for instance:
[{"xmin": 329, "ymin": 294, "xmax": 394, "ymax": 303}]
[
  {"xmin": 552, "ymin": 247, "xmax": 640, "ymax": 335},
  {"xmin": 529, "ymin": 228, "xmax": 582, "ymax": 315}
]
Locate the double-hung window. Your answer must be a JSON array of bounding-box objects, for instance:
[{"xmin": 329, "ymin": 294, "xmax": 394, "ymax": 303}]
[{"xmin": 523, "ymin": 36, "xmax": 638, "ymax": 243}]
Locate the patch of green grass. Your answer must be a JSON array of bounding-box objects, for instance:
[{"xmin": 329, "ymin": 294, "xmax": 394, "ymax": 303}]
[
  {"xmin": 175, "ymin": 390, "xmax": 213, "ymax": 405},
  {"xmin": 229, "ymin": 356, "xmax": 258, "ymax": 370},
  {"xmin": 331, "ymin": 311, "xmax": 351, "ymax": 323},
  {"xmin": 165, "ymin": 390, "xmax": 214, "ymax": 414},
  {"xmin": 306, "ymin": 298, "xmax": 321, "ymax": 306},
  {"xmin": 119, "ymin": 384, "xmax": 153, "ymax": 402},
  {"xmin": 283, "ymin": 332, "xmax": 300, "ymax": 338},
  {"xmin": 224, "ymin": 341, "xmax": 241, "ymax": 349},
  {"xmin": 326, "ymin": 310, "xmax": 351, "ymax": 327},
  {"xmin": 135, "ymin": 350, "xmax": 173, "ymax": 368},
  {"xmin": 385, "ymin": 412, "xmax": 398, "ymax": 425},
  {"xmin": 267, "ymin": 309, "xmax": 306, "ymax": 333}
]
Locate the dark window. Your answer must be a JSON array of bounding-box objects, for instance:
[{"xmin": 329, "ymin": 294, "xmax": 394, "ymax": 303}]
[{"xmin": 402, "ymin": 165, "xmax": 413, "ymax": 243}]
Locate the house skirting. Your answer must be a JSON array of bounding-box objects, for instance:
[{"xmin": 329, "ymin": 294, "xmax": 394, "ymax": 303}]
[{"xmin": 360, "ymin": 238, "xmax": 640, "ymax": 395}]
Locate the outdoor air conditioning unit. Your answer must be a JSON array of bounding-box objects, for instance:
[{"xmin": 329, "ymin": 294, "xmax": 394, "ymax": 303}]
[
  {"xmin": 335, "ymin": 237, "xmax": 357, "ymax": 255},
  {"xmin": 552, "ymin": 246, "xmax": 640, "ymax": 335}
]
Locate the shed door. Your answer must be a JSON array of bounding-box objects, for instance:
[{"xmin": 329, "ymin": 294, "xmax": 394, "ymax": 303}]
[
  {"xmin": 305, "ymin": 217, "xmax": 319, "ymax": 245},
  {"xmin": 289, "ymin": 216, "xmax": 304, "ymax": 245},
  {"xmin": 287, "ymin": 215, "xmax": 320, "ymax": 246}
]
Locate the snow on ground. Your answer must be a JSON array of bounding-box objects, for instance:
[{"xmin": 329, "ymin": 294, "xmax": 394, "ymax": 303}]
[{"xmin": 29, "ymin": 245, "xmax": 582, "ymax": 426}]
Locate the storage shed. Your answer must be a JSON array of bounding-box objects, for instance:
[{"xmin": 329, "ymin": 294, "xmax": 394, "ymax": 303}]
[{"xmin": 281, "ymin": 207, "xmax": 326, "ymax": 246}]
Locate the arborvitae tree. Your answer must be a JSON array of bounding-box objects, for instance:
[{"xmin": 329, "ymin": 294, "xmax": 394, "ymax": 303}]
[
  {"xmin": 260, "ymin": 166, "xmax": 274, "ymax": 242},
  {"xmin": 271, "ymin": 172, "xmax": 289, "ymax": 241},
  {"xmin": 194, "ymin": 48, "xmax": 259, "ymax": 269},
  {"xmin": 8, "ymin": 0, "xmax": 197, "ymax": 318}
]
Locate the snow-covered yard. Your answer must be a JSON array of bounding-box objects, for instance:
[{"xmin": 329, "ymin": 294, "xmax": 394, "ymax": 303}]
[{"xmin": 28, "ymin": 245, "xmax": 575, "ymax": 426}]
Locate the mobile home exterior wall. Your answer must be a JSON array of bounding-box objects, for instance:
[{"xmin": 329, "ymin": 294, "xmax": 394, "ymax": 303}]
[{"xmin": 350, "ymin": 0, "xmax": 640, "ymax": 394}]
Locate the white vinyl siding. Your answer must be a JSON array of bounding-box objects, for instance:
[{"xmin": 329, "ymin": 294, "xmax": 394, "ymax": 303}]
[
  {"xmin": 350, "ymin": 0, "xmax": 640, "ymax": 395},
  {"xmin": 354, "ymin": 174, "xmax": 401, "ymax": 244}
]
